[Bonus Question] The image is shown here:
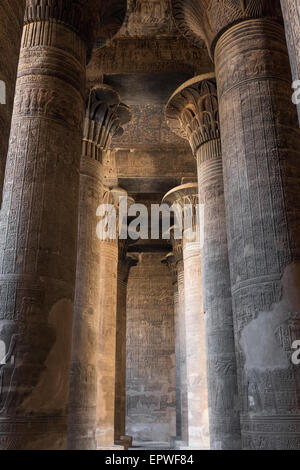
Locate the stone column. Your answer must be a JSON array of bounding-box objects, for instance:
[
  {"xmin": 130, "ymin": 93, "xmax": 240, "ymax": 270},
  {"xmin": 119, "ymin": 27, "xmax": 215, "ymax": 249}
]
[
  {"xmin": 163, "ymin": 184, "xmax": 210, "ymax": 449},
  {"xmin": 172, "ymin": 0, "xmax": 300, "ymax": 450},
  {"xmin": 280, "ymin": 0, "xmax": 300, "ymax": 124},
  {"xmin": 67, "ymin": 86, "xmax": 131, "ymax": 450},
  {"xmin": 96, "ymin": 186, "xmax": 131, "ymax": 449},
  {"xmin": 175, "ymin": 242, "xmax": 188, "ymax": 446},
  {"xmin": 0, "ymin": 0, "xmax": 94, "ymax": 450},
  {"xmin": 115, "ymin": 243, "xmax": 138, "ymax": 448},
  {"xmin": 166, "ymin": 75, "xmax": 241, "ymax": 450},
  {"xmin": 0, "ymin": 0, "xmax": 25, "ymax": 204},
  {"xmin": 162, "ymin": 230, "xmax": 188, "ymax": 448},
  {"xmin": 162, "ymin": 252, "xmax": 181, "ymax": 444}
]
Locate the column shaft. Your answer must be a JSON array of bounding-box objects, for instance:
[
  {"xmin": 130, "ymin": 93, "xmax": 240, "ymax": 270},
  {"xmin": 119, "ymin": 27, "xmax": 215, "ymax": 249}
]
[
  {"xmin": 177, "ymin": 261, "xmax": 188, "ymax": 444},
  {"xmin": 67, "ymin": 158, "xmax": 103, "ymax": 450},
  {"xmin": 114, "ymin": 253, "xmax": 137, "ymax": 446},
  {"xmin": 183, "ymin": 240, "xmax": 209, "ymax": 449},
  {"xmin": 215, "ymin": 19, "xmax": 300, "ymax": 449},
  {"xmin": 0, "ymin": 9, "xmax": 87, "ymax": 449},
  {"xmin": 97, "ymin": 241, "xmax": 119, "ymax": 448},
  {"xmin": 115, "ymin": 264, "xmax": 128, "ymax": 441},
  {"xmin": 0, "ymin": 0, "xmax": 25, "ymax": 203},
  {"xmin": 166, "ymin": 73, "xmax": 241, "ymax": 449},
  {"xmin": 173, "ymin": 286, "xmax": 182, "ymax": 439},
  {"xmin": 197, "ymin": 139, "xmax": 241, "ymax": 450},
  {"xmin": 162, "ymin": 252, "xmax": 182, "ymax": 445},
  {"xmin": 280, "ymin": 0, "xmax": 300, "ymax": 124},
  {"xmin": 68, "ymin": 84, "xmax": 131, "ymax": 450}
]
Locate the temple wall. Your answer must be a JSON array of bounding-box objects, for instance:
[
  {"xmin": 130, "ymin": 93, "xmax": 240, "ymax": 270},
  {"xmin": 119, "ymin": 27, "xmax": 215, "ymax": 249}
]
[{"xmin": 126, "ymin": 252, "xmax": 176, "ymax": 445}]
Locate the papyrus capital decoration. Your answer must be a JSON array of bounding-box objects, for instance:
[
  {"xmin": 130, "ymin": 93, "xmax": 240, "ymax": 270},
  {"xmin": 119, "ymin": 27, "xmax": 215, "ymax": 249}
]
[
  {"xmin": 82, "ymin": 85, "xmax": 131, "ymax": 161},
  {"xmin": 166, "ymin": 73, "xmax": 219, "ymax": 155},
  {"xmin": 163, "ymin": 183, "xmax": 200, "ymax": 243},
  {"xmin": 171, "ymin": 0, "xmax": 282, "ymax": 56},
  {"xmin": 25, "ymin": 0, "xmax": 95, "ymax": 45}
]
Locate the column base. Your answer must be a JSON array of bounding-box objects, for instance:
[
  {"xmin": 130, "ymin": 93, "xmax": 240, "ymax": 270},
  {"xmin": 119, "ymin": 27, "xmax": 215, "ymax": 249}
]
[
  {"xmin": 119, "ymin": 435, "xmax": 133, "ymax": 449},
  {"xmin": 170, "ymin": 437, "xmax": 188, "ymax": 450}
]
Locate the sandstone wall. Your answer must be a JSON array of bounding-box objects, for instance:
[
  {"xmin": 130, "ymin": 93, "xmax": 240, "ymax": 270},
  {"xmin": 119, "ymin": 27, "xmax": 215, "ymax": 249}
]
[{"xmin": 126, "ymin": 252, "xmax": 176, "ymax": 445}]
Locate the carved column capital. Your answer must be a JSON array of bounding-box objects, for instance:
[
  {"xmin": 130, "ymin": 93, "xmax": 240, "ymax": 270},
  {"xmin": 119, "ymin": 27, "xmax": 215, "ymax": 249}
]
[
  {"xmin": 82, "ymin": 85, "xmax": 131, "ymax": 162},
  {"xmin": 25, "ymin": 0, "xmax": 128, "ymax": 50},
  {"xmin": 163, "ymin": 183, "xmax": 200, "ymax": 243},
  {"xmin": 169, "ymin": 226, "xmax": 184, "ymax": 264},
  {"xmin": 166, "ymin": 73, "xmax": 219, "ymax": 156},
  {"xmin": 163, "ymin": 182, "xmax": 199, "ymax": 215},
  {"xmin": 171, "ymin": 0, "xmax": 282, "ymax": 55},
  {"xmin": 98, "ymin": 186, "xmax": 129, "ymax": 246},
  {"xmin": 25, "ymin": 0, "xmax": 94, "ymax": 45}
]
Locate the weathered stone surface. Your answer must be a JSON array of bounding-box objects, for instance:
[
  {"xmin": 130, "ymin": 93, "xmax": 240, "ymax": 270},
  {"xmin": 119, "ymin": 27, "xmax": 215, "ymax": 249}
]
[
  {"xmin": 215, "ymin": 19, "xmax": 300, "ymax": 450},
  {"xmin": 162, "ymin": 232, "xmax": 188, "ymax": 448},
  {"xmin": 0, "ymin": 0, "xmax": 25, "ymax": 204},
  {"xmin": 166, "ymin": 75, "xmax": 241, "ymax": 450},
  {"xmin": 0, "ymin": 4, "xmax": 88, "ymax": 450},
  {"xmin": 126, "ymin": 252, "xmax": 176, "ymax": 445},
  {"xmin": 281, "ymin": 0, "xmax": 300, "ymax": 124},
  {"xmin": 0, "ymin": 0, "xmax": 299, "ymax": 452},
  {"xmin": 96, "ymin": 236, "xmax": 119, "ymax": 448},
  {"xmin": 68, "ymin": 85, "xmax": 131, "ymax": 450},
  {"xmin": 161, "ymin": 252, "xmax": 181, "ymax": 441},
  {"xmin": 115, "ymin": 245, "xmax": 138, "ymax": 442},
  {"xmin": 171, "ymin": 0, "xmax": 282, "ymax": 55},
  {"xmin": 172, "ymin": 0, "xmax": 300, "ymax": 451}
]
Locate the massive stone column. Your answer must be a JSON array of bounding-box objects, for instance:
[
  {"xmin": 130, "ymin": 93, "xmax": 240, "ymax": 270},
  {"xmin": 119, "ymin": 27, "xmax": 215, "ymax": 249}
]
[
  {"xmin": 163, "ymin": 184, "xmax": 210, "ymax": 449},
  {"xmin": 68, "ymin": 85, "xmax": 131, "ymax": 450},
  {"xmin": 172, "ymin": 0, "xmax": 300, "ymax": 450},
  {"xmin": 162, "ymin": 230, "xmax": 188, "ymax": 448},
  {"xmin": 0, "ymin": 0, "xmax": 94, "ymax": 450},
  {"xmin": 96, "ymin": 186, "xmax": 131, "ymax": 449},
  {"xmin": 114, "ymin": 241, "xmax": 138, "ymax": 448},
  {"xmin": 166, "ymin": 75, "xmax": 241, "ymax": 450},
  {"xmin": 280, "ymin": 0, "xmax": 300, "ymax": 124},
  {"xmin": 0, "ymin": 0, "xmax": 25, "ymax": 204},
  {"xmin": 173, "ymin": 235, "xmax": 188, "ymax": 447},
  {"xmin": 162, "ymin": 252, "xmax": 181, "ymax": 444}
]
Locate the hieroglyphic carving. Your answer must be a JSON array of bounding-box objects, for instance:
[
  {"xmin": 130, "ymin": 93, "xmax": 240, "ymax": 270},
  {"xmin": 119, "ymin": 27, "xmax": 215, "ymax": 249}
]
[
  {"xmin": 0, "ymin": 2, "xmax": 91, "ymax": 450},
  {"xmin": 126, "ymin": 253, "xmax": 176, "ymax": 444},
  {"xmin": 213, "ymin": 12, "xmax": 300, "ymax": 450},
  {"xmin": 88, "ymin": 37, "xmax": 210, "ymax": 77},
  {"xmin": 115, "ymin": 245, "xmax": 138, "ymax": 442},
  {"xmin": 0, "ymin": 0, "xmax": 26, "ymax": 204},
  {"xmin": 68, "ymin": 85, "xmax": 131, "ymax": 449},
  {"xmin": 163, "ymin": 184, "xmax": 210, "ymax": 449},
  {"xmin": 117, "ymin": 0, "xmax": 176, "ymax": 37},
  {"xmin": 281, "ymin": 0, "xmax": 300, "ymax": 124}
]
